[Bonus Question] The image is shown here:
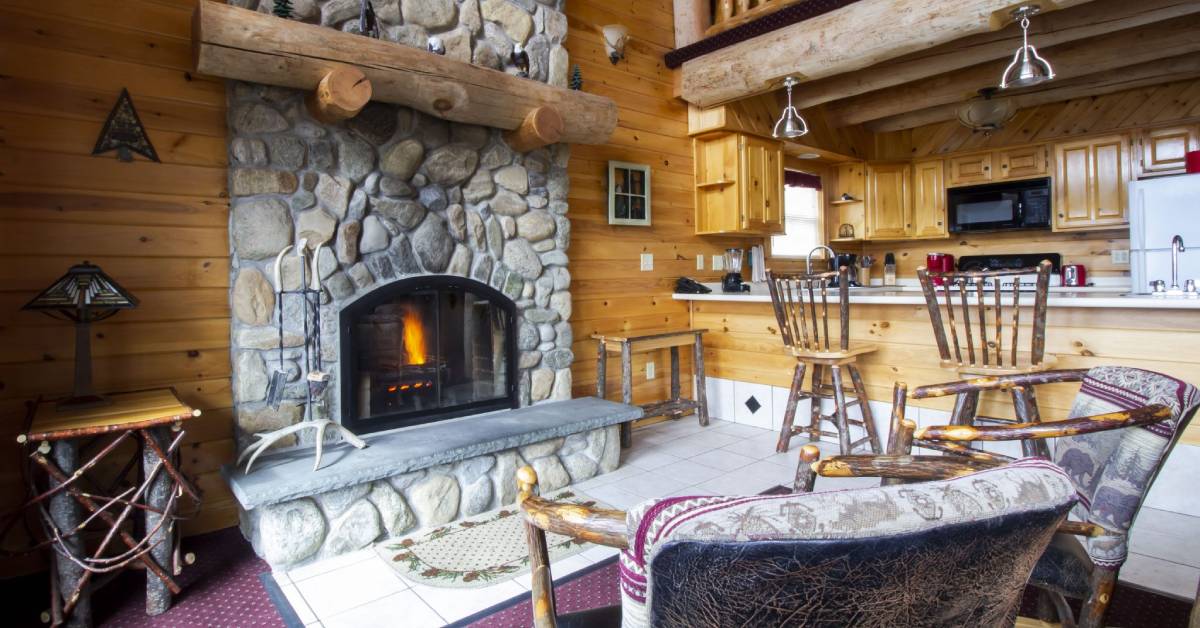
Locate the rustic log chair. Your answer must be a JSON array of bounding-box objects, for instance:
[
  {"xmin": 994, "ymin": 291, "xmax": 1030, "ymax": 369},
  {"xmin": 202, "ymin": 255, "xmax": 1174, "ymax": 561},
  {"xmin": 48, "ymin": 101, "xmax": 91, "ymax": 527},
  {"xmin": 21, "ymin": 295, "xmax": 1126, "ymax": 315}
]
[
  {"xmin": 917, "ymin": 259, "xmax": 1055, "ymax": 457},
  {"xmin": 766, "ymin": 266, "xmax": 881, "ymax": 455},
  {"xmin": 517, "ymin": 459, "xmax": 1078, "ymax": 628},
  {"xmin": 797, "ymin": 366, "xmax": 1200, "ymax": 628}
]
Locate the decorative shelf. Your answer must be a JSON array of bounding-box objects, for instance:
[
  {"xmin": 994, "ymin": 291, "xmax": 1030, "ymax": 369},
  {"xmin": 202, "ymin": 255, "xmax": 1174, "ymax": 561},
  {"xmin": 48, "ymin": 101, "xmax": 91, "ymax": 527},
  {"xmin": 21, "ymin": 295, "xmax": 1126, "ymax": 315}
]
[
  {"xmin": 696, "ymin": 179, "xmax": 736, "ymax": 189},
  {"xmin": 829, "ymin": 237, "xmax": 862, "ymax": 243},
  {"xmin": 831, "ymin": 198, "xmax": 862, "ymax": 205},
  {"xmin": 193, "ymin": 2, "xmax": 617, "ymax": 146}
]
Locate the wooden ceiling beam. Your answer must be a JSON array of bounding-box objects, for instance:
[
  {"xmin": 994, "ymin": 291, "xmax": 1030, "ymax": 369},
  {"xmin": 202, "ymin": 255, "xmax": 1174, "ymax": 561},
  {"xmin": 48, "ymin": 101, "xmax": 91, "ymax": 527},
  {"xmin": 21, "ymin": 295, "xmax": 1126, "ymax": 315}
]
[
  {"xmin": 866, "ymin": 54, "xmax": 1200, "ymax": 132},
  {"xmin": 826, "ymin": 14, "xmax": 1200, "ymax": 127},
  {"xmin": 786, "ymin": 0, "xmax": 1200, "ymax": 111},
  {"xmin": 673, "ymin": 0, "xmax": 710, "ymax": 48},
  {"xmin": 677, "ymin": 0, "xmax": 1096, "ymax": 108}
]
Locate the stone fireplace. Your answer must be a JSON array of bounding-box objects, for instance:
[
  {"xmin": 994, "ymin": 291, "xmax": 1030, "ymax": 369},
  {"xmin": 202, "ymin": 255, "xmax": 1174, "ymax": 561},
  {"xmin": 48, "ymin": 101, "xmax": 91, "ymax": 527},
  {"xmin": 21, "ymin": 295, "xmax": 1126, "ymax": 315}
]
[{"xmin": 221, "ymin": 0, "xmax": 636, "ymax": 570}]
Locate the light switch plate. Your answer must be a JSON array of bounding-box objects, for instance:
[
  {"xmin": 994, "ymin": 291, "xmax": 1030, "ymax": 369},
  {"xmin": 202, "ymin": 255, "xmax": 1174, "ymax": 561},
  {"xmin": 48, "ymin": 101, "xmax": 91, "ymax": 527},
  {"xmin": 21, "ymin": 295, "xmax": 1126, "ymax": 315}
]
[
  {"xmin": 712, "ymin": 255, "xmax": 724, "ymax": 271},
  {"xmin": 696, "ymin": 254, "xmax": 704, "ymax": 270},
  {"xmin": 645, "ymin": 361, "xmax": 655, "ymax": 380},
  {"xmin": 640, "ymin": 252, "xmax": 653, "ymax": 271},
  {"xmin": 1111, "ymin": 249, "xmax": 1130, "ymax": 265}
]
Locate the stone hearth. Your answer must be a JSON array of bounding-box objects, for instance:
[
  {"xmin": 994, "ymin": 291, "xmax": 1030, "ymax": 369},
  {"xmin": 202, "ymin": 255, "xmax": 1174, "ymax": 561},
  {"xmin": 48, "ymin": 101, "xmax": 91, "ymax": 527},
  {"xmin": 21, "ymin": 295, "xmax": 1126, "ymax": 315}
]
[{"xmin": 222, "ymin": 0, "xmax": 612, "ymax": 569}]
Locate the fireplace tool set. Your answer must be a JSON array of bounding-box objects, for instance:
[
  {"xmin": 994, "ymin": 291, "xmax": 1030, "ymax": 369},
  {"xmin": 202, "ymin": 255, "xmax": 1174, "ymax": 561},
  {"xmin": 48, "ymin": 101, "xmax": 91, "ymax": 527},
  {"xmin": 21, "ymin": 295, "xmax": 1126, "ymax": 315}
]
[{"xmin": 239, "ymin": 239, "xmax": 366, "ymax": 473}]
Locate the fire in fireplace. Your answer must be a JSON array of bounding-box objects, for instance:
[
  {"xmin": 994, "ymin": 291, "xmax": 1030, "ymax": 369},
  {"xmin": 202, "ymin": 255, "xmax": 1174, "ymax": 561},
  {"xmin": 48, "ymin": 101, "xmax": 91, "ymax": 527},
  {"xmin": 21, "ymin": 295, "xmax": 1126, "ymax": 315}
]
[{"xmin": 339, "ymin": 276, "xmax": 517, "ymax": 434}]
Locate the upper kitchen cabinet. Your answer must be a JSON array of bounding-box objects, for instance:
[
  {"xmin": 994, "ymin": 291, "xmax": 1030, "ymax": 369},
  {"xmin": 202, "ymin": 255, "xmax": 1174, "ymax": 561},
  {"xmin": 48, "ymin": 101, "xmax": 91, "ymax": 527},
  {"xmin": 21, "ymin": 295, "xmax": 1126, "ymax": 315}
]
[
  {"xmin": 865, "ymin": 162, "xmax": 912, "ymax": 240},
  {"xmin": 1053, "ymin": 134, "xmax": 1131, "ymax": 231},
  {"xmin": 693, "ymin": 131, "xmax": 784, "ymax": 235},
  {"xmin": 911, "ymin": 159, "xmax": 947, "ymax": 238},
  {"xmin": 947, "ymin": 152, "xmax": 993, "ymax": 186},
  {"xmin": 997, "ymin": 145, "xmax": 1048, "ymax": 180},
  {"xmin": 1137, "ymin": 125, "xmax": 1199, "ymax": 178}
]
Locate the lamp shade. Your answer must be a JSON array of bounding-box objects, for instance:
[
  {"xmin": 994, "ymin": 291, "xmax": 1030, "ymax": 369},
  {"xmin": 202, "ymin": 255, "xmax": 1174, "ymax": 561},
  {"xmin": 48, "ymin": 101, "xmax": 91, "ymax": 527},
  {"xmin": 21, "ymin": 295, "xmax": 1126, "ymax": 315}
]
[
  {"xmin": 773, "ymin": 77, "xmax": 809, "ymax": 139},
  {"xmin": 1000, "ymin": 45, "xmax": 1054, "ymax": 89},
  {"xmin": 23, "ymin": 262, "xmax": 139, "ymax": 321}
]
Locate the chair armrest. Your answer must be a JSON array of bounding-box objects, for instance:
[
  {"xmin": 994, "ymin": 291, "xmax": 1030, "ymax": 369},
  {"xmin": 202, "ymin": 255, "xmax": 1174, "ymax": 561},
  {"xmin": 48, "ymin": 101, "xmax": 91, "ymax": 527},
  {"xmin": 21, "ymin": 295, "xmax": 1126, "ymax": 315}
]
[
  {"xmin": 1057, "ymin": 520, "xmax": 1109, "ymax": 537},
  {"xmin": 914, "ymin": 404, "xmax": 1171, "ymax": 442},
  {"xmin": 517, "ymin": 467, "xmax": 630, "ymax": 549},
  {"xmin": 911, "ymin": 369, "xmax": 1089, "ymax": 399},
  {"xmin": 813, "ymin": 454, "xmax": 1004, "ymax": 482}
]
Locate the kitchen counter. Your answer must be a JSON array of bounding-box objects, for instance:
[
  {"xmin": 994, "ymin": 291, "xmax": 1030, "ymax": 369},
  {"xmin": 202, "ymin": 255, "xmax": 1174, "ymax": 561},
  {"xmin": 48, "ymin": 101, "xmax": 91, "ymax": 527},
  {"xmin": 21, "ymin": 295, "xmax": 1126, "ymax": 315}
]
[{"xmin": 673, "ymin": 283, "xmax": 1200, "ymax": 309}]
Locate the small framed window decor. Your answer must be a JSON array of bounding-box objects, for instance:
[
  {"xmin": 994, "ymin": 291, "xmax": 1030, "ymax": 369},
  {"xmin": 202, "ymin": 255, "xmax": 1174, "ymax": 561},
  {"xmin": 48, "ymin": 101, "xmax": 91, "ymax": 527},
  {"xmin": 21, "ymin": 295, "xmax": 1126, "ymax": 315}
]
[{"xmin": 607, "ymin": 161, "xmax": 651, "ymax": 226}]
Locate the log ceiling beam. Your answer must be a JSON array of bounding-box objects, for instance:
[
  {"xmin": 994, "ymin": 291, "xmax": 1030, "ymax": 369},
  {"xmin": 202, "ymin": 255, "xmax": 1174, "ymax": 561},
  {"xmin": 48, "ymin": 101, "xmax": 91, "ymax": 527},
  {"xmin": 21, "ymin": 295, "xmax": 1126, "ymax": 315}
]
[
  {"xmin": 867, "ymin": 54, "xmax": 1200, "ymax": 132},
  {"xmin": 786, "ymin": 0, "xmax": 1200, "ymax": 111},
  {"xmin": 677, "ymin": 0, "xmax": 1096, "ymax": 108},
  {"xmin": 193, "ymin": 2, "xmax": 617, "ymax": 145},
  {"xmin": 673, "ymin": 0, "xmax": 711, "ymax": 49},
  {"xmin": 825, "ymin": 14, "xmax": 1200, "ymax": 127}
]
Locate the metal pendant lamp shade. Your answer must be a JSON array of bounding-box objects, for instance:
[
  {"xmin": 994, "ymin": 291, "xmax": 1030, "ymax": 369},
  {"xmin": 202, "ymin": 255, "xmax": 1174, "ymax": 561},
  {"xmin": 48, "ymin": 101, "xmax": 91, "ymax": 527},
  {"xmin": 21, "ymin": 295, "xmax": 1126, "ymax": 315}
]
[
  {"xmin": 1000, "ymin": 6, "xmax": 1054, "ymax": 89},
  {"xmin": 773, "ymin": 77, "xmax": 809, "ymax": 139},
  {"xmin": 23, "ymin": 262, "xmax": 139, "ymax": 409}
]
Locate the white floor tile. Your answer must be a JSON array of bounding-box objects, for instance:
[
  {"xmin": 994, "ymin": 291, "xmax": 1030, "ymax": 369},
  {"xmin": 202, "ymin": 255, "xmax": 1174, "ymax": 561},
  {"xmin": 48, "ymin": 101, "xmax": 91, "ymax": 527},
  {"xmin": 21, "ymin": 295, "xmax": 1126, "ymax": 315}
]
[
  {"xmin": 584, "ymin": 462, "xmax": 646, "ymax": 487},
  {"xmin": 406, "ymin": 577, "xmax": 526, "ymax": 623},
  {"xmin": 812, "ymin": 475, "xmax": 882, "ymax": 492},
  {"xmin": 654, "ymin": 430, "xmax": 743, "ymax": 458},
  {"xmin": 718, "ymin": 431, "xmax": 783, "ymax": 459},
  {"xmin": 550, "ymin": 554, "xmax": 594, "ymax": 577},
  {"xmin": 619, "ymin": 469, "xmax": 691, "ymax": 499},
  {"xmin": 1119, "ymin": 552, "xmax": 1200, "ymax": 600},
  {"xmin": 279, "ymin": 582, "xmax": 318, "ymax": 625},
  {"xmin": 294, "ymin": 555, "xmax": 409, "ymax": 618},
  {"xmin": 580, "ymin": 544, "xmax": 621, "ymax": 564},
  {"xmin": 1135, "ymin": 507, "xmax": 1200, "ymax": 538},
  {"xmin": 586, "ymin": 483, "xmax": 648, "ymax": 510},
  {"xmin": 323, "ymin": 590, "xmax": 444, "ymax": 628},
  {"xmin": 286, "ymin": 547, "xmax": 377, "ymax": 583},
  {"xmin": 622, "ymin": 448, "xmax": 683, "ymax": 470},
  {"xmin": 695, "ymin": 465, "xmax": 780, "ymax": 496},
  {"xmin": 1145, "ymin": 443, "xmax": 1200, "ymax": 517},
  {"xmin": 1129, "ymin": 526, "xmax": 1200, "ymax": 568},
  {"xmin": 739, "ymin": 460, "xmax": 796, "ymax": 487},
  {"xmin": 710, "ymin": 421, "xmax": 772, "ymax": 438},
  {"xmin": 687, "ymin": 447, "xmax": 758, "ymax": 472}
]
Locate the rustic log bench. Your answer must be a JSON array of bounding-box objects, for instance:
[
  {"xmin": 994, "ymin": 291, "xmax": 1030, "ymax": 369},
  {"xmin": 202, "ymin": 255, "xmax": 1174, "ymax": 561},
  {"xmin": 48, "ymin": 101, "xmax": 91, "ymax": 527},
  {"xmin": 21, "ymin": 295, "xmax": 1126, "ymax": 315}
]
[{"xmin": 592, "ymin": 329, "xmax": 710, "ymax": 448}]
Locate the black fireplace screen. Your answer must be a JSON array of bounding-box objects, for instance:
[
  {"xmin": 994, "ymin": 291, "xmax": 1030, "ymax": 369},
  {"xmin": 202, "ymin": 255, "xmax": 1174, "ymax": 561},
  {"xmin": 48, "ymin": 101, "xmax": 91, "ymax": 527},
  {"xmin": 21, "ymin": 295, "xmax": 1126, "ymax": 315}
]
[{"xmin": 339, "ymin": 277, "xmax": 517, "ymax": 434}]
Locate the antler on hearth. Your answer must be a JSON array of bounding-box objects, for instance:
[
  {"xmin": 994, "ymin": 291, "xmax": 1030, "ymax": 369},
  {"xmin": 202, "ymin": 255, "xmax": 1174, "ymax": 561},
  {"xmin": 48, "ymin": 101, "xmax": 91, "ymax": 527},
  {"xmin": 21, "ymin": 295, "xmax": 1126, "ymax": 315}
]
[{"xmin": 237, "ymin": 419, "xmax": 368, "ymax": 473}]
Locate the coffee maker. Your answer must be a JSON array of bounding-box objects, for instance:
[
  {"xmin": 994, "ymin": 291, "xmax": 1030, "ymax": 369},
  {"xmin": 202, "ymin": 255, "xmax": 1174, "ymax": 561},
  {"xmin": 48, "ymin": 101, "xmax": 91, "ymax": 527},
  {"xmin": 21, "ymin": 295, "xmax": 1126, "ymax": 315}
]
[{"xmin": 722, "ymin": 248, "xmax": 751, "ymax": 292}]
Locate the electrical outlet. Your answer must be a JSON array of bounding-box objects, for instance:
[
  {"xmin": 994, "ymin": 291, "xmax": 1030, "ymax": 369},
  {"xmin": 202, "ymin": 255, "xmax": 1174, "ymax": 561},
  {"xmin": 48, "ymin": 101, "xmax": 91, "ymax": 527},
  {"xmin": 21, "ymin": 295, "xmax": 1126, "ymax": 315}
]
[
  {"xmin": 645, "ymin": 361, "xmax": 655, "ymax": 380},
  {"xmin": 1111, "ymin": 249, "xmax": 1130, "ymax": 265},
  {"xmin": 640, "ymin": 252, "xmax": 653, "ymax": 271},
  {"xmin": 712, "ymin": 255, "xmax": 724, "ymax": 271},
  {"xmin": 696, "ymin": 254, "xmax": 704, "ymax": 270}
]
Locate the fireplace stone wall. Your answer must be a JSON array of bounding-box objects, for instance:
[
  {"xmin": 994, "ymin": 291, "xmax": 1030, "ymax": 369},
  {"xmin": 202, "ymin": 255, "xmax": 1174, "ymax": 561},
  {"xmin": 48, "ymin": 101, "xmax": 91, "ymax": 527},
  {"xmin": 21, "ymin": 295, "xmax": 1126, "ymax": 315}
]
[{"xmin": 226, "ymin": 0, "xmax": 575, "ymax": 451}]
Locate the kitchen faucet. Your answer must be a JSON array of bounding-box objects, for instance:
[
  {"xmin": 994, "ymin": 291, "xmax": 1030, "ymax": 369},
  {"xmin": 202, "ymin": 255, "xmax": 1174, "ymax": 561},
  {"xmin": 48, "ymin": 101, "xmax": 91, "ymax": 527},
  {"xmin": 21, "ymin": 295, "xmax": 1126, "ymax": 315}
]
[
  {"xmin": 806, "ymin": 245, "xmax": 836, "ymax": 274},
  {"xmin": 1170, "ymin": 235, "xmax": 1187, "ymax": 294}
]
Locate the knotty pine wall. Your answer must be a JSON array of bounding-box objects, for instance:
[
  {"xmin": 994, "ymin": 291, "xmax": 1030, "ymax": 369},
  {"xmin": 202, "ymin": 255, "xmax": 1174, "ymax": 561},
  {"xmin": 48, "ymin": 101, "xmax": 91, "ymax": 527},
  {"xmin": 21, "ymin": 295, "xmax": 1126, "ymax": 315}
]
[
  {"xmin": 563, "ymin": 0, "xmax": 756, "ymax": 406},
  {"xmin": 0, "ymin": 0, "xmax": 234, "ymax": 570}
]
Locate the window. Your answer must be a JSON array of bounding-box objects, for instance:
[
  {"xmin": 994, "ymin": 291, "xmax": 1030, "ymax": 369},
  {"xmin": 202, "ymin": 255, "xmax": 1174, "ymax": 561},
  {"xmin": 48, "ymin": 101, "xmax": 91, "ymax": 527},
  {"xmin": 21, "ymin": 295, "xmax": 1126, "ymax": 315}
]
[{"xmin": 769, "ymin": 171, "xmax": 823, "ymax": 257}]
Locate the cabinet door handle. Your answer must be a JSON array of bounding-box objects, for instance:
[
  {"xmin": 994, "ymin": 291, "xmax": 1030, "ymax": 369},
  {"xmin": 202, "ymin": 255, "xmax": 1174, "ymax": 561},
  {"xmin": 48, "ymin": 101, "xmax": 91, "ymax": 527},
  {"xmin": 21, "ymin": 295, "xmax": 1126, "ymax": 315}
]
[
  {"xmin": 1058, "ymin": 213, "xmax": 1065, "ymax": 218},
  {"xmin": 937, "ymin": 221, "xmax": 943, "ymax": 226},
  {"xmin": 983, "ymin": 166, "xmax": 990, "ymax": 171}
]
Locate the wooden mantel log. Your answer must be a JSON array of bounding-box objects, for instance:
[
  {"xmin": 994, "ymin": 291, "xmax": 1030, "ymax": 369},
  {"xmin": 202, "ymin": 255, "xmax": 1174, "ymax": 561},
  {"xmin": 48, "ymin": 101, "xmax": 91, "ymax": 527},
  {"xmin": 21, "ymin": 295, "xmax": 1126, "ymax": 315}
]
[
  {"xmin": 503, "ymin": 106, "xmax": 565, "ymax": 153},
  {"xmin": 307, "ymin": 67, "xmax": 372, "ymax": 123},
  {"xmin": 193, "ymin": 1, "xmax": 617, "ymax": 145}
]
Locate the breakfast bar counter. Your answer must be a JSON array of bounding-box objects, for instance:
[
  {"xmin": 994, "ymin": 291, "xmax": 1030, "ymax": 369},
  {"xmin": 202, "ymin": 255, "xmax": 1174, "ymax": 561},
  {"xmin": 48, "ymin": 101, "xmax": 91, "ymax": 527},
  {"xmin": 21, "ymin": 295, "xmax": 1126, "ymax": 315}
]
[{"xmin": 674, "ymin": 283, "xmax": 1200, "ymax": 446}]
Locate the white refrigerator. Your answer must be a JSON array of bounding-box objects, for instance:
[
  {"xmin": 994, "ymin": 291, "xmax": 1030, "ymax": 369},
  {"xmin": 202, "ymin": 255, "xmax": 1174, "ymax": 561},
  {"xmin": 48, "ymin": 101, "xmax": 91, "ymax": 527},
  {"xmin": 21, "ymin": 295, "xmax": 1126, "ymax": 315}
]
[{"xmin": 1128, "ymin": 174, "xmax": 1200, "ymax": 293}]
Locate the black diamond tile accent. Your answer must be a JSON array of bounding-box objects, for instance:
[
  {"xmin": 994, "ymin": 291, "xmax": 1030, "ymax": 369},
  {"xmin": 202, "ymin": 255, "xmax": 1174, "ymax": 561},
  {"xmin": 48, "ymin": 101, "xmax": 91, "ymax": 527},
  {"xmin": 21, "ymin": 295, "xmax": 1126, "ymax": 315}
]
[{"xmin": 744, "ymin": 395, "xmax": 762, "ymax": 414}]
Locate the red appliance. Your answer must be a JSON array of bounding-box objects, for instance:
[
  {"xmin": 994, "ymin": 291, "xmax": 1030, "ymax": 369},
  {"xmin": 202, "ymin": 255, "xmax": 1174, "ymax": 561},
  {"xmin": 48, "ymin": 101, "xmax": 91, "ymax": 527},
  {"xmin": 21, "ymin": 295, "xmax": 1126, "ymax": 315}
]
[
  {"xmin": 1187, "ymin": 150, "xmax": 1200, "ymax": 174},
  {"xmin": 925, "ymin": 252, "xmax": 955, "ymax": 285},
  {"xmin": 1062, "ymin": 264, "xmax": 1087, "ymax": 287}
]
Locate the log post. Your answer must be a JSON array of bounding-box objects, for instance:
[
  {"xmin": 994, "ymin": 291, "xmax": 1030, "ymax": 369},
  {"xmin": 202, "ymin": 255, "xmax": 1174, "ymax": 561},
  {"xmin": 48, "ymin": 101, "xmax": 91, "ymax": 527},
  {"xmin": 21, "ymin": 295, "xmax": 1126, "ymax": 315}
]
[
  {"xmin": 306, "ymin": 67, "xmax": 372, "ymax": 124},
  {"xmin": 503, "ymin": 106, "xmax": 565, "ymax": 153}
]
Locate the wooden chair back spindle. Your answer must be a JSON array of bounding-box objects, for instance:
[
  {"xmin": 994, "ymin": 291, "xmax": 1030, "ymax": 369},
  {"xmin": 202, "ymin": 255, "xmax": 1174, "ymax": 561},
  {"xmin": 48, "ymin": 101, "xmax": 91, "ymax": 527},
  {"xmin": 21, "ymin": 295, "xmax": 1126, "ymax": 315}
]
[
  {"xmin": 917, "ymin": 260, "xmax": 1053, "ymax": 373},
  {"xmin": 767, "ymin": 267, "xmax": 850, "ymax": 354}
]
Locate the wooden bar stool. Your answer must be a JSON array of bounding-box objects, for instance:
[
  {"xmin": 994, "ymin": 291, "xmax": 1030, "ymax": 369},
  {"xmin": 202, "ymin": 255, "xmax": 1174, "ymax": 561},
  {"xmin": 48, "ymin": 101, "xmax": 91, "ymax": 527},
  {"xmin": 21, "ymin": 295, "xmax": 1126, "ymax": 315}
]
[
  {"xmin": 592, "ymin": 329, "xmax": 709, "ymax": 448},
  {"xmin": 767, "ymin": 267, "xmax": 881, "ymax": 456},
  {"xmin": 917, "ymin": 260, "xmax": 1055, "ymax": 457}
]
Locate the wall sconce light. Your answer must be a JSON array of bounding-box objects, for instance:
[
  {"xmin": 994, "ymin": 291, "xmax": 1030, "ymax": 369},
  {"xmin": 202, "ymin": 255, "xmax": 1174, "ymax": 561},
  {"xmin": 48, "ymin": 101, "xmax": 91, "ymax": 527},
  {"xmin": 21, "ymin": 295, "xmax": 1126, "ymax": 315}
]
[
  {"xmin": 1000, "ymin": 6, "xmax": 1054, "ymax": 89},
  {"xmin": 602, "ymin": 24, "xmax": 629, "ymax": 64}
]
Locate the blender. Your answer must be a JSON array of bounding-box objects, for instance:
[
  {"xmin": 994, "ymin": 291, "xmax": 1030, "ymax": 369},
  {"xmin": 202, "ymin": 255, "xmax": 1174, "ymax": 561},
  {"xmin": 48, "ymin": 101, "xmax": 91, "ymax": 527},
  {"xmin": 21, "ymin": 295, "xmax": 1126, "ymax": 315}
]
[{"xmin": 722, "ymin": 248, "xmax": 750, "ymax": 293}]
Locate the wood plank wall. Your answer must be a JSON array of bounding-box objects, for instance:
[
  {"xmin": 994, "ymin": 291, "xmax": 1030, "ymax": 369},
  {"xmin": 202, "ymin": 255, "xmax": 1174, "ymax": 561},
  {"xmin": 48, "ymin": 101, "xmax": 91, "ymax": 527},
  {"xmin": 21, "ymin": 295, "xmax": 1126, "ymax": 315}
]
[
  {"xmin": 0, "ymin": 0, "xmax": 234, "ymax": 571},
  {"xmin": 563, "ymin": 0, "xmax": 757, "ymax": 406}
]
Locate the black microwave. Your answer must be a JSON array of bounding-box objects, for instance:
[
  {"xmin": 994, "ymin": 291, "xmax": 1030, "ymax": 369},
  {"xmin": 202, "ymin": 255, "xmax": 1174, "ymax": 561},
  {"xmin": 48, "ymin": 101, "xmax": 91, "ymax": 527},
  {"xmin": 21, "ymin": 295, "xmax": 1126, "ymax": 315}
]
[{"xmin": 947, "ymin": 178, "xmax": 1051, "ymax": 233}]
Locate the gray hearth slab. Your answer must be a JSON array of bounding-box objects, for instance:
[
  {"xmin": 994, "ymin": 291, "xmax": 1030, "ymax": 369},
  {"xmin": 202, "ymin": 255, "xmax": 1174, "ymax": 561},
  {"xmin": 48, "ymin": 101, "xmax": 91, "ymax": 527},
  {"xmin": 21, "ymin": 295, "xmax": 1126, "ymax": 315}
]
[{"xmin": 224, "ymin": 397, "xmax": 641, "ymax": 509}]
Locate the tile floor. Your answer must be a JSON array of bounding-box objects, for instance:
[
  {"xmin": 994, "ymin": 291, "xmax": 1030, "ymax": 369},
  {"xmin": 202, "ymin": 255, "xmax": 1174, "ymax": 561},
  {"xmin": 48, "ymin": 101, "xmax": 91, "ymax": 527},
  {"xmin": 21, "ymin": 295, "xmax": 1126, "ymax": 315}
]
[{"xmin": 275, "ymin": 417, "xmax": 1200, "ymax": 627}]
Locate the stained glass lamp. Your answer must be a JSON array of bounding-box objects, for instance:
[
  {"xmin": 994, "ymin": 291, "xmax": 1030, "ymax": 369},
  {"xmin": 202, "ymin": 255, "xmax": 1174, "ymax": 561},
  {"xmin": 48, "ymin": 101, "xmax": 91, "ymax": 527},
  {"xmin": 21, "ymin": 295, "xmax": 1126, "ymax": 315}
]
[{"xmin": 22, "ymin": 262, "xmax": 139, "ymax": 409}]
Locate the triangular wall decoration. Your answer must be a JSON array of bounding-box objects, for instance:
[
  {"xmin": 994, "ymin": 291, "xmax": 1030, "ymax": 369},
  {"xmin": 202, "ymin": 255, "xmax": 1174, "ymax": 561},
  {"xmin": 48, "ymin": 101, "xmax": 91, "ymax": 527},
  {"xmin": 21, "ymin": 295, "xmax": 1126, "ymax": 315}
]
[{"xmin": 92, "ymin": 88, "xmax": 160, "ymax": 163}]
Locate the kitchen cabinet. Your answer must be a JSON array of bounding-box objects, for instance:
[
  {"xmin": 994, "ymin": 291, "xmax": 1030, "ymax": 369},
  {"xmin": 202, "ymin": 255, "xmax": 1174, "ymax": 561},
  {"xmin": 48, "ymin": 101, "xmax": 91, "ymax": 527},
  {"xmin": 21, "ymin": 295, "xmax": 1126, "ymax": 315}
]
[
  {"xmin": 997, "ymin": 146, "xmax": 1048, "ymax": 180},
  {"xmin": 947, "ymin": 152, "xmax": 993, "ymax": 186},
  {"xmin": 1053, "ymin": 134, "xmax": 1131, "ymax": 231},
  {"xmin": 693, "ymin": 131, "xmax": 783, "ymax": 235},
  {"xmin": 865, "ymin": 162, "xmax": 912, "ymax": 240},
  {"xmin": 911, "ymin": 159, "xmax": 947, "ymax": 238},
  {"xmin": 1137, "ymin": 125, "xmax": 1199, "ymax": 177},
  {"xmin": 830, "ymin": 162, "xmax": 865, "ymax": 242}
]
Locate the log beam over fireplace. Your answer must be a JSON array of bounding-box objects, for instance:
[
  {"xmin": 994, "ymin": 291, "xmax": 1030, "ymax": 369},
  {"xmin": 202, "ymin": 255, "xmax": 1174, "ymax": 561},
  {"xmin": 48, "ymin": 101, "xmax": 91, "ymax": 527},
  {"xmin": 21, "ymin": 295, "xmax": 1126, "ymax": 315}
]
[
  {"xmin": 193, "ymin": 2, "xmax": 618, "ymax": 146},
  {"xmin": 306, "ymin": 67, "xmax": 373, "ymax": 124}
]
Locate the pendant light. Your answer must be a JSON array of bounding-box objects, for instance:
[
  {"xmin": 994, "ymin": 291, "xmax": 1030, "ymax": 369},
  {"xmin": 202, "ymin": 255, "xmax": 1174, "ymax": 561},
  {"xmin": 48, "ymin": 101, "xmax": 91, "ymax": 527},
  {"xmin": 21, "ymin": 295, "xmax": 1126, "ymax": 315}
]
[
  {"xmin": 773, "ymin": 77, "xmax": 809, "ymax": 139},
  {"xmin": 1000, "ymin": 6, "xmax": 1054, "ymax": 89}
]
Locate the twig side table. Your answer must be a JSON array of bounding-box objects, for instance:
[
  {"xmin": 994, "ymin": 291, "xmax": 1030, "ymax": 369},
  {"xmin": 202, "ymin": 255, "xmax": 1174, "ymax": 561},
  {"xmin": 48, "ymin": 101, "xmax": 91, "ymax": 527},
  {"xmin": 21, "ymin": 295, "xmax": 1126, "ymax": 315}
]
[
  {"xmin": 592, "ymin": 329, "xmax": 710, "ymax": 448},
  {"xmin": 17, "ymin": 388, "xmax": 201, "ymax": 627}
]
